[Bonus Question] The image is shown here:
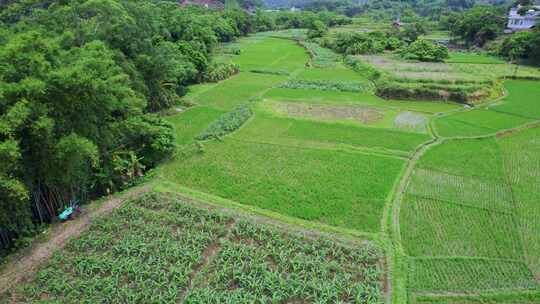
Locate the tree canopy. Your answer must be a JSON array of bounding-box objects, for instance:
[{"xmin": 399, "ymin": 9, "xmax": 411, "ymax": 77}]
[
  {"xmin": 450, "ymin": 5, "xmax": 506, "ymax": 46},
  {"xmin": 0, "ymin": 0, "xmax": 269, "ymax": 254},
  {"xmin": 0, "ymin": 0, "xmax": 360, "ymax": 255},
  {"xmin": 401, "ymin": 39, "xmax": 449, "ymax": 62}
]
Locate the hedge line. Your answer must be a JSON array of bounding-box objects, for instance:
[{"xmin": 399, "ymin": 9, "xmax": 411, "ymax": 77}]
[
  {"xmin": 250, "ymin": 68, "xmax": 290, "ymax": 76},
  {"xmin": 388, "ymin": 77, "xmax": 494, "ymax": 86},
  {"xmin": 344, "ymin": 56, "xmax": 492, "ymax": 103},
  {"xmin": 299, "ymin": 41, "xmax": 341, "ymax": 68},
  {"xmin": 280, "ymin": 79, "xmax": 368, "ymax": 92},
  {"xmin": 202, "ymin": 62, "xmax": 240, "ymax": 82},
  {"xmin": 344, "ymin": 55, "xmax": 382, "ymax": 81},
  {"xmin": 196, "ymin": 103, "xmax": 253, "ymax": 140},
  {"xmin": 503, "ymin": 75, "xmax": 540, "ymax": 81}
]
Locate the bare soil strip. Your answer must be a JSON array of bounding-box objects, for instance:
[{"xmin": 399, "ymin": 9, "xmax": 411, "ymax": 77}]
[
  {"xmin": 273, "ymin": 102, "xmax": 385, "ymax": 124},
  {"xmin": 0, "ymin": 185, "xmax": 150, "ymax": 296},
  {"xmin": 178, "ymin": 219, "xmax": 236, "ymax": 302}
]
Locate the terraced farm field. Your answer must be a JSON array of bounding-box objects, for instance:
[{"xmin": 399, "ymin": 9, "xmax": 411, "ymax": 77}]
[
  {"xmin": 3, "ymin": 31, "xmax": 540, "ymax": 303},
  {"xmin": 164, "ymin": 33, "xmax": 540, "ymax": 303},
  {"xmin": 400, "ymin": 80, "xmax": 540, "ymax": 303},
  {"xmin": 434, "ymin": 81, "xmax": 540, "ymax": 137},
  {"xmin": 4, "ymin": 194, "xmax": 384, "ymax": 303}
]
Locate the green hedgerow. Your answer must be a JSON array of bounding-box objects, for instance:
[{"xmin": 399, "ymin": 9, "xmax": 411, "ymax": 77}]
[
  {"xmin": 196, "ymin": 103, "xmax": 253, "ymax": 140},
  {"xmin": 280, "ymin": 79, "xmax": 367, "ymax": 92}
]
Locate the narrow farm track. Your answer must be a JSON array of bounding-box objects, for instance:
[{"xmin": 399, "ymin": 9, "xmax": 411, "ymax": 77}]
[
  {"xmin": 390, "ymin": 80, "xmax": 540, "ymax": 302},
  {"xmin": 178, "ymin": 219, "xmax": 236, "ymax": 302},
  {"xmin": 0, "ymin": 185, "xmax": 150, "ymax": 296},
  {"xmin": 390, "ymin": 139, "xmax": 440, "ymax": 246},
  {"xmin": 385, "ymin": 137, "xmax": 442, "ymax": 304}
]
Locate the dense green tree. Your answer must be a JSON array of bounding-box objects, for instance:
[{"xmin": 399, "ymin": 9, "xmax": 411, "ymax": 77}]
[
  {"xmin": 0, "ymin": 0, "xmax": 332, "ymax": 254},
  {"xmin": 500, "ymin": 31, "xmax": 533, "ymax": 59},
  {"xmin": 438, "ymin": 12, "xmax": 461, "ymax": 30},
  {"xmin": 223, "ymin": 8, "xmax": 253, "ymax": 36},
  {"xmin": 252, "ymin": 9, "xmax": 275, "ymax": 32},
  {"xmin": 0, "ymin": 104, "xmax": 32, "ymax": 242},
  {"xmin": 212, "ymin": 17, "xmax": 238, "ymax": 42},
  {"xmin": 307, "ymin": 20, "xmax": 328, "ymax": 39},
  {"xmin": 271, "ymin": 10, "xmax": 349, "ymax": 30},
  {"xmin": 136, "ymin": 40, "xmax": 198, "ymax": 111},
  {"xmin": 528, "ymin": 30, "xmax": 540, "ymax": 65},
  {"xmin": 499, "ymin": 29, "xmax": 540, "ymax": 65},
  {"xmin": 451, "ymin": 5, "xmax": 505, "ymax": 46},
  {"xmin": 327, "ymin": 31, "xmax": 402, "ymax": 55},
  {"xmin": 447, "ymin": 0, "xmax": 475, "ymax": 10},
  {"xmin": 398, "ymin": 22, "xmax": 428, "ymax": 43},
  {"xmin": 402, "ymin": 39, "xmax": 449, "ymax": 62}
]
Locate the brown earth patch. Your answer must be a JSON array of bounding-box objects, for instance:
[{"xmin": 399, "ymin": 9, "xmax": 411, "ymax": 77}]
[
  {"xmin": 393, "ymin": 111, "xmax": 428, "ymax": 133},
  {"xmin": 274, "ymin": 102, "xmax": 385, "ymax": 124}
]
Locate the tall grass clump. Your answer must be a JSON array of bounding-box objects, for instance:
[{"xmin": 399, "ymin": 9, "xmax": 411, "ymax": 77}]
[
  {"xmin": 344, "ymin": 56, "xmax": 382, "ymax": 81},
  {"xmin": 202, "ymin": 62, "xmax": 240, "ymax": 82},
  {"xmin": 299, "ymin": 41, "xmax": 341, "ymax": 68},
  {"xmin": 197, "ymin": 103, "xmax": 253, "ymax": 140}
]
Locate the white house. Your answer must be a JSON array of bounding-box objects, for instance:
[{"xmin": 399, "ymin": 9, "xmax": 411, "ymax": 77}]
[{"xmin": 507, "ymin": 5, "xmax": 540, "ymax": 31}]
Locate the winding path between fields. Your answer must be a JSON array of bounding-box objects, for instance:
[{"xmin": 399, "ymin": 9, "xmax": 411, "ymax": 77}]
[
  {"xmin": 0, "ymin": 185, "xmax": 150, "ymax": 297},
  {"xmin": 386, "ymin": 83, "xmax": 540, "ymax": 302}
]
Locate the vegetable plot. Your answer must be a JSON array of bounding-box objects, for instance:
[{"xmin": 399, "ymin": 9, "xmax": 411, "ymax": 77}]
[{"xmin": 6, "ymin": 193, "xmax": 385, "ymax": 303}]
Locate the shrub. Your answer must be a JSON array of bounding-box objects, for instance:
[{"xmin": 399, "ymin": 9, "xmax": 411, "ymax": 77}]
[
  {"xmin": 223, "ymin": 45, "xmax": 241, "ymax": 55},
  {"xmin": 345, "ymin": 38, "xmax": 385, "ymax": 55},
  {"xmin": 388, "ymin": 77, "xmax": 493, "ymax": 86},
  {"xmin": 386, "ymin": 37, "xmax": 404, "ymax": 51},
  {"xmin": 401, "ymin": 39, "xmax": 449, "ymax": 62},
  {"xmin": 330, "ymin": 32, "xmax": 387, "ymax": 55},
  {"xmin": 344, "ymin": 56, "xmax": 382, "ymax": 80},
  {"xmin": 202, "ymin": 62, "xmax": 240, "ymax": 82},
  {"xmin": 307, "ymin": 20, "xmax": 328, "ymax": 39},
  {"xmin": 197, "ymin": 103, "xmax": 252, "ymax": 140},
  {"xmin": 377, "ymin": 84, "xmax": 467, "ymax": 103},
  {"xmin": 499, "ymin": 31, "xmax": 534, "ymax": 61},
  {"xmin": 299, "ymin": 41, "xmax": 341, "ymax": 68}
]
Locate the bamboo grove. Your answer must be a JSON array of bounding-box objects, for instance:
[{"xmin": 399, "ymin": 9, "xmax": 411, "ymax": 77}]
[{"xmin": 0, "ymin": 0, "xmax": 350, "ymax": 254}]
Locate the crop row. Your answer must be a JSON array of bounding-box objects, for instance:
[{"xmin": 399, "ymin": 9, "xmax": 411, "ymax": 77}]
[
  {"xmin": 400, "ymin": 194, "xmax": 523, "ymax": 259},
  {"xmin": 299, "ymin": 41, "xmax": 341, "ymax": 68},
  {"xmin": 402, "ymin": 135, "xmax": 539, "ymax": 296},
  {"xmin": 186, "ymin": 220, "xmax": 383, "ymax": 303},
  {"xmin": 409, "ymin": 258, "xmax": 537, "ymax": 293},
  {"xmin": 7, "ymin": 193, "xmax": 385, "ymax": 303},
  {"xmin": 408, "ymin": 168, "xmax": 513, "ymax": 212},
  {"xmin": 498, "ymin": 126, "xmax": 540, "ymax": 278},
  {"xmin": 197, "ymin": 103, "xmax": 253, "ymax": 140},
  {"xmin": 280, "ymin": 79, "xmax": 368, "ymax": 93}
]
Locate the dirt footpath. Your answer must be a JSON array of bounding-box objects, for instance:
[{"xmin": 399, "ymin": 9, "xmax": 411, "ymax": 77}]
[{"xmin": 0, "ymin": 185, "xmax": 149, "ymax": 296}]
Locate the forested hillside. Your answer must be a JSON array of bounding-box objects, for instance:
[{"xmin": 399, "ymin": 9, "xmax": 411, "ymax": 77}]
[
  {"xmin": 263, "ymin": 0, "xmax": 512, "ymax": 18},
  {"xmin": 0, "ymin": 0, "xmax": 354, "ymax": 256},
  {"xmin": 0, "ymin": 0, "xmax": 264, "ymax": 253}
]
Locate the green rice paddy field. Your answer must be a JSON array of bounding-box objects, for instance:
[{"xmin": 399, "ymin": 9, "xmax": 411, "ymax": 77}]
[{"xmin": 5, "ymin": 32, "xmax": 540, "ymax": 303}]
